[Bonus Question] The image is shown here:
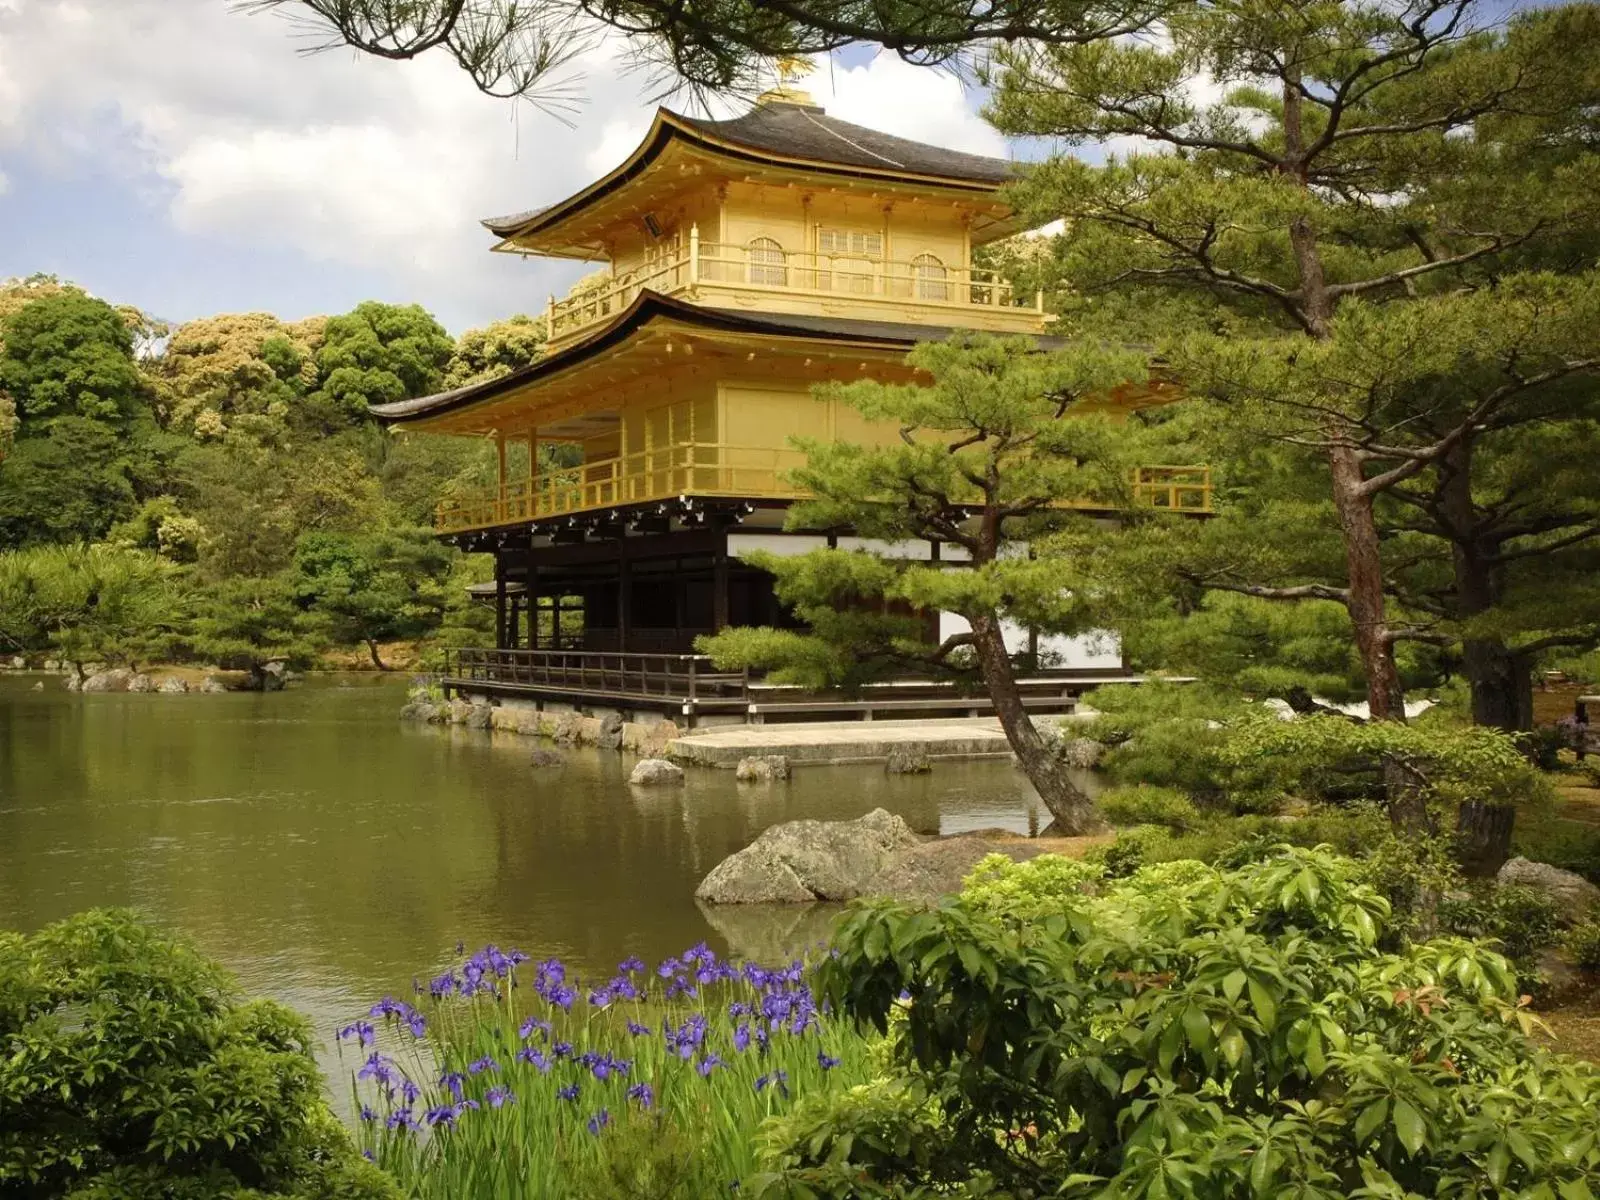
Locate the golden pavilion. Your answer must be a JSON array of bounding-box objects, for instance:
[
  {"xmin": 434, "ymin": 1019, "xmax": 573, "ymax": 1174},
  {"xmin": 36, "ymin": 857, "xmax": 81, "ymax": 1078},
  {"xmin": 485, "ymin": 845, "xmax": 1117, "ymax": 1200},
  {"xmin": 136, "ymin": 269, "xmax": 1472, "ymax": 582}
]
[{"xmin": 372, "ymin": 90, "xmax": 1209, "ymax": 722}]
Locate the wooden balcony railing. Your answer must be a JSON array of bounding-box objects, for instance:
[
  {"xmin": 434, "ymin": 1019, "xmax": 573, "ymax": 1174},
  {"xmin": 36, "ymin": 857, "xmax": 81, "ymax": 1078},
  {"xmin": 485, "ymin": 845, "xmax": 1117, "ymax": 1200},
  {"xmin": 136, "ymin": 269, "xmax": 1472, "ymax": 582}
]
[
  {"xmin": 546, "ymin": 229, "xmax": 1044, "ymax": 345},
  {"xmin": 442, "ymin": 648, "xmax": 751, "ymax": 709},
  {"xmin": 436, "ymin": 445, "xmax": 1212, "ymax": 534}
]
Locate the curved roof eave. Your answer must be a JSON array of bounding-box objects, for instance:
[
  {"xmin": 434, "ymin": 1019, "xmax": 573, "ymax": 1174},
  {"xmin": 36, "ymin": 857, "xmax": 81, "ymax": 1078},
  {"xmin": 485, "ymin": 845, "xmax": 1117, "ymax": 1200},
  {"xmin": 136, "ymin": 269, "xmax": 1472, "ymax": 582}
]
[
  {"xmin": 482, "ymin": 106, "xmax": 1019, "ymax": 245},
  {"xmin": 370, "ymin": 291, "xmax": 1064, "ymax": 426}
]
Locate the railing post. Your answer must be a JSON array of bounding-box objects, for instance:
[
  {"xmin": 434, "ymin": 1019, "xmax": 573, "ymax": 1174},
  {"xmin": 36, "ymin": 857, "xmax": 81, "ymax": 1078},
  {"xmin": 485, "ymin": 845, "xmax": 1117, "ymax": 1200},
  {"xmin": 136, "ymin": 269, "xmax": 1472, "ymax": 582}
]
[
  {"xmin": 688, "ymin": 657, "xmax": 698, "ymax": 703},
  {"xmin": 1035, "ymin": 288, "xmax": 1045, "ymax": 313},
  {"xmin": 688, "ymin": 224, "xmax": 700, "ymax": 287},
  {"xmin": 546, "ymin": 294, "xmax": 556, "ymax": 340}
]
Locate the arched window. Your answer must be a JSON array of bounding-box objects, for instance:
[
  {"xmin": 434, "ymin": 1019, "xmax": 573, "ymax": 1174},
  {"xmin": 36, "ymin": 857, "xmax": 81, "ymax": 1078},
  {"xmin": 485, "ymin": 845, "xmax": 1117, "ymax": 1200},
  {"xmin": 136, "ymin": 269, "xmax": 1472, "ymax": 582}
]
[
  {"xmin": 747, "ymin": 237, "xmax": 787, "ymax": 286},
  {"xmin": 912, "ymin": 253, "xmax": 949, "ymax": 301}
]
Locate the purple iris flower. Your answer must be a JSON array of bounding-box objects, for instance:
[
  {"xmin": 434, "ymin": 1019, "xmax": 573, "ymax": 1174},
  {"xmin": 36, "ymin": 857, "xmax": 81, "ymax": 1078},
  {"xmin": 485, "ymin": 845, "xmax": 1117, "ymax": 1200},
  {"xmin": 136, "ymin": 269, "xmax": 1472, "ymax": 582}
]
[
  {"xmin": 439, "ymin": 1071, "xmax": 467, "ymax": 1100},
  {"xmin": 467, "ymin": 1055, "xmax": 499, "ymax": 1075},
  {"xmin": 557, "ymin": 1084, "xmax": 580, "ymax": 1102},
  {"xmin": 516, "ymin": 1047, "xmax": 551, "ymax": 1072},
  {"xmin": 696, "ymin": 1053, "xmax": 724, "ymax": 1078},
  {"xmin": 337, "ymin": 1020, "xmax": 375, "ymax": 1048},
  {"xmin": 754, "ymin": 1070, "xmax": 790, "ymax": 1098},
  {"xmin": 733, "ymin": 1023, "xmax": 751, "ymax": 1053},
  {"xmin": 549, "ymin": 984, "xmax": 577, "ymax": 1010},
  {"xmin": 553, "ymin": 1041, "xmax": 574, "ymax": 1059},
  {"xmin": 357, "ymin": 1053, "xmax": 399, "ymax": 1086},
  {"xmin": 627, "ymin": 1082, "xmax": 654, "ymax": 1109},
  {"xmin": 399, "ymin": 1078, "xmax": 421, "ymax": 1104},
  {"xmin": 359, "ymin": 1105, "xmax": 377, "ymax": 1122},
  {"xmin": 386, "ymin": 1108, "xmax": 418, "ymax": 1131},
  {"xmin": 587, "ymin": 1108, "xmax": 611, "ymax": 1135},
  {"xmin": 485, "ymin": 1085, "xmax": 515, "ymax": 1108},
  {"xmin": 626, "ymin": 1020, "xmax": 652, "ymax": 1037},
  {"xmin": 818, "ymin": 1051, "xmax": 841, "ymax": 1070},
  {"xmin": 619, "ymin": 956, "xmax": 645, "ymax": 974},
  {"xmin": 656, "ymin": 957, "xmax": 680, "ymax": 979},
  {"xmin": 519, "ymin": 1016, "xmax": 551, "ymax": 1041},
  {"xmin": 425, "ymin": 1104, "xmax": 461, "ymax": 1127}
]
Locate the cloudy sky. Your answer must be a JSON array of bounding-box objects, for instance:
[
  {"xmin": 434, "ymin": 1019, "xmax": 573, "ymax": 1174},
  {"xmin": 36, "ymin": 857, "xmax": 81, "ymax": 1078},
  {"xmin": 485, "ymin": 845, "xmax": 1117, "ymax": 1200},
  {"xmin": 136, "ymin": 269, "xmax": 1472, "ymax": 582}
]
[{"xmin": 0, "ymin": 0, "xmax": 1019, "ymax": 333}]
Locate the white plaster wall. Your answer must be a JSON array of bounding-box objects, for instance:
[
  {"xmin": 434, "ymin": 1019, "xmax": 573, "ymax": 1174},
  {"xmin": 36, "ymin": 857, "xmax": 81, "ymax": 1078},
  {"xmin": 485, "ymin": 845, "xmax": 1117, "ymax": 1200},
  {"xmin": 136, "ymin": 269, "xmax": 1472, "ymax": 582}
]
[{"xmin": 938, "ymin": 612, "xmax": 1123, "ymax": 670}]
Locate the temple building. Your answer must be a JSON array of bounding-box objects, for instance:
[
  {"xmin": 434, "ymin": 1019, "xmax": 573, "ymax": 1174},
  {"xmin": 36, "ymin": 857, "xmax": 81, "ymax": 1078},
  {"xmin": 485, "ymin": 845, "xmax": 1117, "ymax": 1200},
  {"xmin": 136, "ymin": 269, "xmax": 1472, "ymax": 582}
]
[{"xmin": 372, "ymin": 89, "xmax": 1209, "ymax": 722}]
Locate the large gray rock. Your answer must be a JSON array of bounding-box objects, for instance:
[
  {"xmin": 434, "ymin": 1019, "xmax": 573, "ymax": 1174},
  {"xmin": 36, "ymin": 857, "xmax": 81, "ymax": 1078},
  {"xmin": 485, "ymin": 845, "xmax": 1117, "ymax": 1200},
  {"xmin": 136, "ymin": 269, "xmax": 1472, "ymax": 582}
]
[
  {"xmin": 1497, "ymin": 858, "xmax": 1600, "ymax": 923},
  {"xmin": 1057, "ymin": 738, "xmax": 1106, "ymax": 770},
  {"xmin": 463, "ymin": 703, "xmax": 493, "ymax": 730},
  {"xmin": 127, "ymin": 673, "xmax": 157, "ymax": 693},
  {"xmin": 596, "ymin": 712, "xmax": 625, "ymax": 750},
  {"xmin": 81, "ymin": 668, "xmax": 136, "ymax": 693},
  {"xmin": 399, "ymin": 699, "xmax": 439, "ymax": 723},
  {"xmin": 530, "ymin": 748, "xmax": 565, "ymax": 768},
  {"xmin": 735, "ymin": 755, "xmax": 791, "ymax": 782},
  {"xmin": 157, "ymin": 677, "xmax": 189, "ymax": 694},
  {"xmin": 630, "ymin": 758, "xmax": 685, "ymax": 786},
  {"xmin": 198, "ymin": 676, "xmax": 228, "ymax": 694},
  {"xmin": 885, "ymin": 747, "xmax": 932, "ymax": 775},
  {"xmin": 865, "ymin": 838, "xmax": 1051, "ymax": 906},
  {"xmin": 696, "ymin": 808, "xmax": 921, "ymax": 904},
  {"xmin": 260, "ymin": 660, "xmax": 288, "ymax": 692}
]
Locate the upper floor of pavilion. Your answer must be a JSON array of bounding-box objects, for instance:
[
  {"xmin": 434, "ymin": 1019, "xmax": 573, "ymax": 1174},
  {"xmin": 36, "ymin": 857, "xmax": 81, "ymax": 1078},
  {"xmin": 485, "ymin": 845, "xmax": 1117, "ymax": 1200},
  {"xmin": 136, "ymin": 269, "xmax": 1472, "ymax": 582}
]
[{"xmin": 486, "ymin": 90, "xmax": 1049, "ymax": 351}]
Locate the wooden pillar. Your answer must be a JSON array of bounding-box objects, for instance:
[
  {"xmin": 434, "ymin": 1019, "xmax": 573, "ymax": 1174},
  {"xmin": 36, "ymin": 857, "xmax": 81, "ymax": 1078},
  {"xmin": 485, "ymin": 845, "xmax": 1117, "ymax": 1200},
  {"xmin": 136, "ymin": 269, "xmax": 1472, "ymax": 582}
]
[
  {"xmin": 712, "ymin": 535, "xmax": 730, "ymax": 632},
  {"xmin": 527, "ymin": 545, "xmax": 540, "ymax": 650},
  {"xmin": 495, "ymin": 431, "xmax": 507, "ymax": 510},
  {"xmin": 494, "ymin": 554, "xmax": 508, "ymax": 650},
  {"xmin": 551, "ymin": 595, "xmax": 561, "ymax": 649},
  {"xmin": 617, "ymin": 538, "xmax": 631, "ymax": 653}
]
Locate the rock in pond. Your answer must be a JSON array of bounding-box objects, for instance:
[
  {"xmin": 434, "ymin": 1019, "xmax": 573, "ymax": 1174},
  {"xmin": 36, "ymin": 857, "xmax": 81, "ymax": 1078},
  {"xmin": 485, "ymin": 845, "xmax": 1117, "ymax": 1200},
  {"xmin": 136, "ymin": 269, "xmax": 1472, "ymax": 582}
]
[
  {"xmin": 157, "ymin": 677, "xmax": 189, "ymax": 694},
  {"xmin": 596, "ymin": 712, "xmax": 625, "ymax": 750},
  {"xmin": 864, "ymin": 838, "xmax": 1051, "ymax": 907},
  {"xmin": 696, "ymin": 808, "xmax": 921, "ymax": 904},
  {"xmin": 198, "ymin": 676, "xmax": 229, "ymax": 694},
  {"xmin": 81, "ymin": 668, "xmax": 136, "ymax": 693},
  {"xmin": 1056, "ymin": 737, "xmax": 1106, "ymax": 770},
  {"xmin": 735, "ymin": 755, "xmax": 791, "ymax": 782},
  {"xmin": 530, "ymin": 748, "xmax": 565, "ymax": 768},
  {"xmin": 885, "ymin": 747, "xmax": 932, "ymax": 774},
  {"xmin": 127, "ymin": 673, "xmax": 157, "ymax": 693},
  {"xmin": 1497, "ymin": 857, "xmax": 1600, "ymax": 923},
  {"xmin": 630, "ymin": 758, "xmax": 685, "ymax": 786},
  {"xmin": 399, "ymin": 699, "xmax": 440, "ymax": 723}
]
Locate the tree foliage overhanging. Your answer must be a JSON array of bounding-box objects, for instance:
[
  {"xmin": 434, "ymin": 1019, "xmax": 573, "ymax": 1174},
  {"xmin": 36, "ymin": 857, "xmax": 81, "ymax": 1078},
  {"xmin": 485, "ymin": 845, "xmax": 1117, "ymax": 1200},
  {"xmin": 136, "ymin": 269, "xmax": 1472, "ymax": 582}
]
[{"xmin": 0, "ymin": 276, "xmax": 538, "ymax": 674}]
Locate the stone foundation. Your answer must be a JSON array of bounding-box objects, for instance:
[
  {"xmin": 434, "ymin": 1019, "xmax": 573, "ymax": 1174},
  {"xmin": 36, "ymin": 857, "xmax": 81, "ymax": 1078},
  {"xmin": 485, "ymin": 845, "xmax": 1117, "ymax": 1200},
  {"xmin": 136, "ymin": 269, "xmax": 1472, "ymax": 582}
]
[{"xmin": 405, "ymin": 695, "xmax": 680, "ymax": 757}]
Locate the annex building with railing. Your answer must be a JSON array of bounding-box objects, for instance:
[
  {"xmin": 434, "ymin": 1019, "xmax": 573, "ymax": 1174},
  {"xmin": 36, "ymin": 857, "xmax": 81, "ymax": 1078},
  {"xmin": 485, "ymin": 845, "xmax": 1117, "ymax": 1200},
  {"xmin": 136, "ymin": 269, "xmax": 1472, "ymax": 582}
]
[{"xmin": 371, "ymin": 87, "xmax": 1211, "ymax": 724}]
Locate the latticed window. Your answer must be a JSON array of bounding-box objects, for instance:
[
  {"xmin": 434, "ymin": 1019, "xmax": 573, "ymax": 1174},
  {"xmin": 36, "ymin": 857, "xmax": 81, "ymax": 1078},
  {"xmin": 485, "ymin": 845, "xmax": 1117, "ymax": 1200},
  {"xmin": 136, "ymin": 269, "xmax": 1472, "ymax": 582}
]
[
  {"xmin": 817, "ymin": 228, "xmax": 882, "ymax": 294},
  {"xmin": 747, "ymin": 237, "xmax": 787, "ymax": 286},
  {"xmin": 912, "ymin": 253, "xmax": 949, "ymax": 301}
]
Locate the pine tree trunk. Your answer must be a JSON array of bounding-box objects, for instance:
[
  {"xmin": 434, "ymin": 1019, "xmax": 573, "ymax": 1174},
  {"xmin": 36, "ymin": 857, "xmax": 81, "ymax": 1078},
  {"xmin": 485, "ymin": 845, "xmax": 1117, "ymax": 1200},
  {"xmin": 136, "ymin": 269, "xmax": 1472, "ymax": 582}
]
[
  {"xmin": 367, "ymin": 640, "xmax": 391, "ymax": 672},
  {"xmin": 968, "ymin": 613, "xmax": 1103, "ymax": 836},
  {"xmin": 1464, "ymin": 639, "xmax": 1533, "ymax": 732},
  {"xmin": 1455, "ymin": 799, "xmax": 1516, "ymax": 876},
  {"xmin": 1327, "ymin": 446, "xmax": 1407, "ymax": 722}
]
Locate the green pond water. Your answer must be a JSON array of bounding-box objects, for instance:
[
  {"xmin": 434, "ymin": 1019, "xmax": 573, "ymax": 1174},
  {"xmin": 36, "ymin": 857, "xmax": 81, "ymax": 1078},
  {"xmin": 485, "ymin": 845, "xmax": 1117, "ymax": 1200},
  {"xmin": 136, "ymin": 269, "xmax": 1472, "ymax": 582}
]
[{"xmin": 0, "ymin": 673, "xmax": 1067, "ymax": 1060}]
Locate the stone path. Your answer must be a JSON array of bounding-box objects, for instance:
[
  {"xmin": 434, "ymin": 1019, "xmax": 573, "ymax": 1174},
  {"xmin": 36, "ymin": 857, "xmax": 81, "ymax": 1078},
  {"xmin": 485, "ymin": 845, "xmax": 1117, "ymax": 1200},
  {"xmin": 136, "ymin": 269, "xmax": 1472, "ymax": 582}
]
[{"xmin": 668, "ymin": 717, "xmax": 1020, "ymax": 767}]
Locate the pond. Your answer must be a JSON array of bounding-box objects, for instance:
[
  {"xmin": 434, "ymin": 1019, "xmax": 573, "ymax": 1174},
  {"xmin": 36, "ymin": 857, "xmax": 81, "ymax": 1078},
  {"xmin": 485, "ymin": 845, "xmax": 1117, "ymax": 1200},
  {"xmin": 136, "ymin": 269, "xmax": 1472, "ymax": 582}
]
[{"xmin": 0, "ymin": 674, "xmax": 1063, "ymax": 1057}]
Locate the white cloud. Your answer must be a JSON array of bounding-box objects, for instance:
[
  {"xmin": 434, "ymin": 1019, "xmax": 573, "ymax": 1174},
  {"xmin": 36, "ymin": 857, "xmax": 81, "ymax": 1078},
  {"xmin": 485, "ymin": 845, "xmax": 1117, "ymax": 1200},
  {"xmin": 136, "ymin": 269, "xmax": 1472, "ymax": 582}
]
[
  {"xmin": 795, "ymin": 56, "xmax": 1007, "ymax": 158},
  {"xmin": 0, "ymin": 3, "xmax": 1010, "ymax": 329}
]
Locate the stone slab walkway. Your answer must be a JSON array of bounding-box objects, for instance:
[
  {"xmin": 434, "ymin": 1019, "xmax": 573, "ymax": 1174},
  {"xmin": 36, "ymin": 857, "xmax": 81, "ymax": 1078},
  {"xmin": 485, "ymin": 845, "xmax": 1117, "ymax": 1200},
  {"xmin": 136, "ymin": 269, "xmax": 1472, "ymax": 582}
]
[{"xmin": 668, "ymin": 717, "xmax": 1021, "ymax": 767}]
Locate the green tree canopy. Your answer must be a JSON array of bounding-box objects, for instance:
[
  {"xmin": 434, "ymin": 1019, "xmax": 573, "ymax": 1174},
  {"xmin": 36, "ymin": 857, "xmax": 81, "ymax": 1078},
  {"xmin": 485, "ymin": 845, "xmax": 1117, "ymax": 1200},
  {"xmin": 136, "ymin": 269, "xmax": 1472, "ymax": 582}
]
[
  {"xmin": 441, "ymin": 313, "xmax": 547, "ymax": 388},
  {"xmin": 309, "ymin": 301, "xmax": 454, "ymax": 426},
  {"xmin": 702, "ymin": 334, "xmax": 1164, "ymax": 835},
  {"xmin": 0, "ymin": 290, "xmax": 144, "ymax": 428},
  {"xmin": 292, "ymin": 528, "xmax": 454, "ymax": 669}
]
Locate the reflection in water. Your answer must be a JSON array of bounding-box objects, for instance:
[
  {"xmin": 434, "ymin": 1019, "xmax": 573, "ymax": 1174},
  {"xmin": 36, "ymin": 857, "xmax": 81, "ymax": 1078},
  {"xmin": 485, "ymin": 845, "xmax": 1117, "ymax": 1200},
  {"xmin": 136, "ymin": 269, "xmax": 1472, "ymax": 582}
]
[{"xmin": 0, "ymin": 675, "xmax": 1069, "ymax": 1057}]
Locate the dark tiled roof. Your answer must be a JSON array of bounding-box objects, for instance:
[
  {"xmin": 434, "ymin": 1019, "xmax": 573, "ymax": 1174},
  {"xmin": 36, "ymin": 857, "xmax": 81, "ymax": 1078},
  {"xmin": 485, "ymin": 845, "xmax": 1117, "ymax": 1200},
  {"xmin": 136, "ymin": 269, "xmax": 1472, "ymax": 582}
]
[
  {"xmin": 370, "ymin": 291, "xmax": 1063, "ymax": 423},
  {"xmin": 674, "ymin": 102, "xmax": 1015, "ymax": 184},
  {"xmin": 483, "ymin": 101, "xmax": 1018, "ymax": 240}
]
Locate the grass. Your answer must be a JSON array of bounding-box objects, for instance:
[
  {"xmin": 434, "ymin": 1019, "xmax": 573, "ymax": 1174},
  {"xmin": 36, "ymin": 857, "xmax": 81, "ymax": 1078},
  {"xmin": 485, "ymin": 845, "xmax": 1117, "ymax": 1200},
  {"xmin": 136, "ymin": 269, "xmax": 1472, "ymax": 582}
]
[{"xmin": 339, "ymin": 943, "xmax": 872, "ymax": 1199}]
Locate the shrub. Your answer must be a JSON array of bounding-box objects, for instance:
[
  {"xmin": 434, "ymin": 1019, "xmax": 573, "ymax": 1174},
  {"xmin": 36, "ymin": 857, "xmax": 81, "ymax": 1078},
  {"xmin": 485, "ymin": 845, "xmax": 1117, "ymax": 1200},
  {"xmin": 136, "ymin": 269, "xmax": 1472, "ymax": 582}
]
[
  {"xmin": 1514, "ymin": 813, "xmax": 1600, "ymax": 884},
  {"xmin": 1439, "ymin": 884, "xmax": 1566, "ymax": 993},
  {"xmin": 0, "ymin": 909, "xmax": 396, "ymax": 1200},
  {"xmin": 759, "ymin": 847, "xmax": 1600, "ymax": 1199},
  {"xmin": 1567, "ymin": 920, "xmax": 1600, "ymax": 971},
  {"xmin": 1097, "ymin": 784, "xmax": 1208, "ymax": 832},
  {"xmin": 961, "ymin": 853, "xmax": 1103, "ymax": 921}
]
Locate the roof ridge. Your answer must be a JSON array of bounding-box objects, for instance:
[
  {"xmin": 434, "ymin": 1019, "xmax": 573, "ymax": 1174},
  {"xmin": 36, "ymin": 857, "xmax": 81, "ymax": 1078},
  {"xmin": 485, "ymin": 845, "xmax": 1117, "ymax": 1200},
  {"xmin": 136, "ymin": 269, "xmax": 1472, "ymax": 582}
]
[{"xmin": 795, "ymin": 107, "xmax": 908, "ymax": 170}]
